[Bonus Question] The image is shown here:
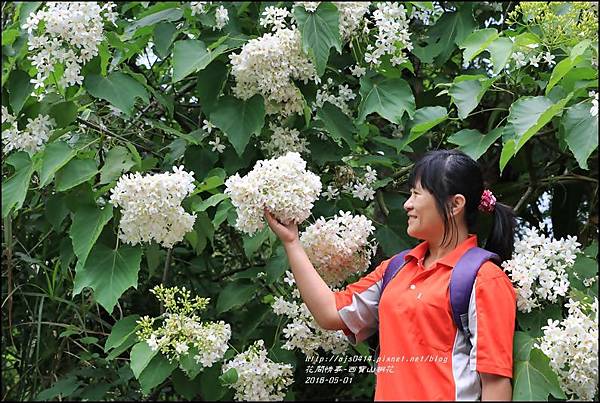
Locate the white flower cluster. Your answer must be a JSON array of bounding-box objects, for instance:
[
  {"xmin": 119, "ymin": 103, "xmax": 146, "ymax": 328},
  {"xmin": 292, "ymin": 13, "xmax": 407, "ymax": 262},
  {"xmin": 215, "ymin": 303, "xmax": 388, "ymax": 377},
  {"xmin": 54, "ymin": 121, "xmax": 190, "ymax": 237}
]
[
  {"xmin": 189, "ymin": 2, "xmax": 228, "ymax": 30},
  {"xmin": 261, "ymin": 122, "xmax": 309, "ymax": 157},
  {"xmin": 323, "ymin": 165, "xmax": 378, "ymax": 202},
  {"xmin": 145, "ymin": 316, "xmax": 231, "ymax": 366},
  {"xmin": 294, "ymin": 2, "xmax": 370, "ymax": 41},
  {"xmin": 272, "ymin": 271, "xmax": 349, "ymax": 356},
  {"xmin": 23, "ymin": 2, "xmax": 117, "ymax": 92},
  {"xmin": 300, "ymin": 211, "xmax": 377, "ymax": 287},
  {"xmin": 138, "ymin": 285, "xmax": 231, "ymax": 367},
  {"xmin": 202, "ymin": 119, "xmax": 227, "ymax": 153},
  {"xmin": 349, "ymin": 64, "xmax": 367, "ymax": 77},
  {"xmin": 222, "ymin": 339, "xmax": 294, "ymax": 401},
  {"xmin": 502, "ymin": 225, "xmax": 581, "ymax": 313},
  {"xmin": 260, "ymin": 6, "xmax": 291, "ymax": 32},
  {"xmin": 224, "ymin": 152, "xmax": 322, "ymax": 235},
  {"xmin": 109, "ymin": 166, "xmax": 197, "ymax": 248},
  {"xmin": 214, "ymin": 5, "xmax": 229, "ymax": 30},
  {"xmin": 190, "ymin": 2, "xmax": 209, "ymax": 15},
  {"xmin": 1, "ymin": 107, "xmax": 54, "ymax": 154},
  {"xmin": 229, "ymin": 27, "xmax": 318, "ymax": 117},
  {"xmin": 364, "ymin": 2, "xmax": 413, "ymax": 67},
  {"xmin": 411, "ymin": 2, "xmax": 444, "ymax": 25},
  {"xmin": 509, "ymin": 41, "xmax": 555, "ymax": 71},
  {"xmin": 590, "ymin": 90, "xmax": 598, "ymax": 117},
  {"xmin": 313, "ymin": 77, "xmax": 357, "ymax": 117},
  {"xmin": 535, "ymin": 298, "xmax": 598, "ymax": 400}
]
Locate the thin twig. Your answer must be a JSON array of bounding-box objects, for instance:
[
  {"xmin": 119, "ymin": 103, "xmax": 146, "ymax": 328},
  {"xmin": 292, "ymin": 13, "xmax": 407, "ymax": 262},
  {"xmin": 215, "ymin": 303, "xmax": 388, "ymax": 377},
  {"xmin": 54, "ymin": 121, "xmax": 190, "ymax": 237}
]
[
  {"xmin": 514, "ymin": 186, "xmax": 534, "ymax": 213},
  {"xmin": 376, "ymin": 190, "xmax": 390, "ymax": 217},
  {"xmin": 76, "ymin": 117, "xmax": 160, "ymax": 156},
  {"xmin": 7, "ymin": 321, "xmax": 109, "ymax": 336}
]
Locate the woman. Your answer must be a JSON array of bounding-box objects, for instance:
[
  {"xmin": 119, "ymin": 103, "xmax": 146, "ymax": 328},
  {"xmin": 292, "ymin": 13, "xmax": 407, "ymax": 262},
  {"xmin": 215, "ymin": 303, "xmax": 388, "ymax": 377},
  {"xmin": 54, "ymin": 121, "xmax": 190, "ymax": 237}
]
[{"xmin": 264, "ymin": 149, "xmax": 517, "ymax": 401}]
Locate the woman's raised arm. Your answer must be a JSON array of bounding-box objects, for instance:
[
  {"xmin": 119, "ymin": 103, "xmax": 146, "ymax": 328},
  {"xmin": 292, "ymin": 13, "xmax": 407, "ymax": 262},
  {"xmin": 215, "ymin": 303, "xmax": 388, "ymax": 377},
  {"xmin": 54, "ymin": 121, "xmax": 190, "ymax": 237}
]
[{"xmin": 264, "ymin": 208, "xmax": 345, "ymax": 331}]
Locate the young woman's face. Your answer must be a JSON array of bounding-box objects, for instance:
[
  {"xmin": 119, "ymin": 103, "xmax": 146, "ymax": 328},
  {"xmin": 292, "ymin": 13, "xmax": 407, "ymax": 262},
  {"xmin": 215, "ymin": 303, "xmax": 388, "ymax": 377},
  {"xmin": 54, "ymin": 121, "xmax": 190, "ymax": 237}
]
[{"xmin": 403, "ymin": 180, "xmax": 445, "ymax": 241}]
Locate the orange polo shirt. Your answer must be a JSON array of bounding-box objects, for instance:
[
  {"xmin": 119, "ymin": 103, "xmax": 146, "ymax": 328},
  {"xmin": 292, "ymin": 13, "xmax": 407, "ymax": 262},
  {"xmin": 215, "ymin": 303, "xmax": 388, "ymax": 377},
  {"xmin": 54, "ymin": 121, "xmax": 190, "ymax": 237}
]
[{"xmin": 334, "ymin": 235, "xmax": 516, "ymax": 401}]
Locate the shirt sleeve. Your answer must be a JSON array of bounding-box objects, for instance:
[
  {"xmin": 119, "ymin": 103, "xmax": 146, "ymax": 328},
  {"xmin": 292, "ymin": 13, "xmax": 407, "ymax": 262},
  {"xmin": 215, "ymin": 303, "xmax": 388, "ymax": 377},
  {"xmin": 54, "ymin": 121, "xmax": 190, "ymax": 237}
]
[
  {"xmin": 333, "ymin": 258, "xmax": 392, "ymax": 345},
  {"xmin": 468, "ymin": 263, "xmax": 516, "ymax": 378}
]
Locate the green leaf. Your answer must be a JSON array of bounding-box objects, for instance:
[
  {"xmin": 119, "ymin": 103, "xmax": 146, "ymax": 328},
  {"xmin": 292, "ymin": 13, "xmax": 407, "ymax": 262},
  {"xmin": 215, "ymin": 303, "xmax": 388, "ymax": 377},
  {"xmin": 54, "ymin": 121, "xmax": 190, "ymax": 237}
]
[
  {"xmin": 70, "ymin": 204, "xmax": 114, "ymax": 290},
  {"xmin": 513, "ymin": 331, "xmax": 534, "ymax": 361},
  {"xmin": 516, "ymin": 304, "xmax": 561, "ymax": 339},
  {"xmin": 8, "ymin": 70, "xmax": 33, "ymax": 115},
  {"xmin": 48, "ymin": 101, "xmax": 78, "ymax": 128},
  {"xmin": 293, "ymin": 2, "xmax": 341, "ymax": 77},
  {"xmin": 73, "ymin": 243, "xmax": 142, "ymax": 313},
  {"xmin": 499, "ymin": 125, "xmax": 516, "ymax": 173},
  {"xmin": 130, "ymin": 341, "xmax": 159, "ymax": 379},
  {"xmin": 55, "ymin": 158, "xmax": 98, "ymax": 192},
  {"xmin": 45, "ymin": 193, "xmax": 70, "ymax": 231},
  {"xmin": 447, "ymin": 127, "xmax": 502, "ymax": 161},
  {"xmin": 209, "ymin": 95, "xmax": 265, "ymax": 156},
  {"xmin": 459, "ymin": 28, "xmax": 499, "ymax": 62},
  {"xmin": 124, "ymin": 7, "xmax": 183, "ymax": 40},
  {"xmin": 263, "ymin": 245, "xmax": 290, "ymax": 284},
  {"xmin": 1, "ymin": 152, "xmax": 34, "ymax": 219},
  {"xmin": 371, "ymin": 136, "xmax": 413, "ymax": 154},
  {"xmin": 358, "ymin": 76, "xmax": 416, "ymax": 124},
  {"xmin": 375, "ymin": 225, "xmax": 409, "ymax": 256},
  {"xmin": 193, "ymin": 171, "xmax": 226, "ymax": 195},
  {"xmin": 36, "ymin": 376, "xmax": 82, "ymax": 401},
  {"xmin": 411, "ymin": 3, "xmax": 476, "ymax": 65},
  {"xmin": 513, "ymin": 348, "xmax": 566, "ymax": 400},
  {"xmin": 243, "ymin": 226, "xmax": 271, "ymax": 259},
  {"xmin": 508, "ymin": 95, "xmax": 572, "ymax": 153},
  {"xmin": 219, "ymin": 368, "xmax": 238, "ymax": 385},
  {"xmin": 408, "ymin": 106, "xmax": 448, "ymax": 138},
  {"xmin": 571, "ymin": 252, "xmax": 598, "ymax": 282},
  {"xmin": 79, "ymin": 336, "xmax": 99, "ymax": 345},
  {"xmin": 138, "ymin": 353, "xmax": 178, "ymax": 395},
  {"xmin": 17, "ymin": 2, "xmax": 42, "ymax": 28},
  {"xmin": 561, "ymin": 102, "xmax": 598, "ymax": 170},
  {"xmin": 99, "ymin": 146, "xmax": 136, "ymax": 184},
  {"xmin": 172, "ymin": 39, "xmax": 227, "ymax": 83},
  {"xmin": 191, "ymin": 193, "xmax": 229, "ymax": 213},
  {"xmin": 153, "ymin": 22, "xmax": 177, "ymax": 59},
  {"xmin": 179, "ymin": 346, "xmax": 203, "ymax": 380},
  {"xmin": 106, "ymin": 333, "xmax": 138, "ymax": 361},
  {"xmin": 447, "ymin": 75, "xmax": 494, "ymax": 119},
  {"xmin": 104, "ymin": 315, "xmax": 140, "ymax": 353},
  {"xmin": 487, "ymin": 37, "xmax": 513, "ymax": 75},
  {"xmin": 172, "ymin": 368, "xmax": 202, "ymax": 400},
  {"xmin": 39, "ymin": 141, "xmax": 77, "ymax": 187},
  {"xmin": 84, "ymin": 72, "xmax": 149, "ymax": 116},
  {"xmin": 144, "ymin": 242, "xmax": 163, "ymax": 278},
  {"xmin": 213, "ymin": 199, "xmax": 234, "ymax": 228},
  {"xmin": 316, "ymin": 102, "xmax": 357, "ymax": 148},
  {"xmin": 216, "ymin": 280, "xmax": 256, "ymax": 314},
  {"xmin": 546, "ymin": 39, "xmax": 591, "ymax": 94},
  {"xmin": 195, "ymin": 365, "xmax": 226, "ymax": 400},
  {"xmin": 195, "ymin": 61, "xmax": 229, "ymax": 115}
]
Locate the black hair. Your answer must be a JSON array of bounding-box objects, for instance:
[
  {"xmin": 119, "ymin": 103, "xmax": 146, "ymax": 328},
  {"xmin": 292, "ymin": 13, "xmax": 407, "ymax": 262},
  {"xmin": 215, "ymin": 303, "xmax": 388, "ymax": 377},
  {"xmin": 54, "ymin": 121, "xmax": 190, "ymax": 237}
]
[{"xmin": 407, "ymin": 149, "xmax": 516, "ymax": 262}]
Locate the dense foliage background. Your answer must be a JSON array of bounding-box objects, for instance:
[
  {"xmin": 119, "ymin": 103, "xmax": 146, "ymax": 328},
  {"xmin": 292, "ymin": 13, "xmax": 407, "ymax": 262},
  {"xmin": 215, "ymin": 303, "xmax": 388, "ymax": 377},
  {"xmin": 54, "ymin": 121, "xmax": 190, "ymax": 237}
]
[{"xmin": 1, "ymin": 1, "xmax": 598, "ymax": 401}]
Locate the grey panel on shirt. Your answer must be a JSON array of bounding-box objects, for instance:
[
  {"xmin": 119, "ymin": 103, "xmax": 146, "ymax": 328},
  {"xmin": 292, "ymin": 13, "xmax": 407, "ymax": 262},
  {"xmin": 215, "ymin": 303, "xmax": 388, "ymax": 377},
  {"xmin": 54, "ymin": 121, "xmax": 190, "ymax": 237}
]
[
  {"xmin": 337, "ymin": 279, "xmax": 382, "ymax": 345},
  {"xmin": 452, "ymin": 278, "xmax": 481, "ymax": 400}
]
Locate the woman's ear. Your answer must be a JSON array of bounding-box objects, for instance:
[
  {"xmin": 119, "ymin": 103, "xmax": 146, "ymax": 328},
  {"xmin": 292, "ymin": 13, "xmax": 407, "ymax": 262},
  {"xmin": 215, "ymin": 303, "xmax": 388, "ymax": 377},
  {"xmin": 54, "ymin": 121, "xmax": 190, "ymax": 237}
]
[{"xmin": 450, "ymin": 194, "xmax": 466, "ymax": 216}]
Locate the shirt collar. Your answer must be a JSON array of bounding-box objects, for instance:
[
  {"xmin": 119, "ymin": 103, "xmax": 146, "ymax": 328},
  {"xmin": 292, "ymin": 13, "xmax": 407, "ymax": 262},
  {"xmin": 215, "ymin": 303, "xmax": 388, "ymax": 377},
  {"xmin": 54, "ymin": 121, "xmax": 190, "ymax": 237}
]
[{"xmin": 405, "ymin": 234, "xmax": 479, "ymax": 269}]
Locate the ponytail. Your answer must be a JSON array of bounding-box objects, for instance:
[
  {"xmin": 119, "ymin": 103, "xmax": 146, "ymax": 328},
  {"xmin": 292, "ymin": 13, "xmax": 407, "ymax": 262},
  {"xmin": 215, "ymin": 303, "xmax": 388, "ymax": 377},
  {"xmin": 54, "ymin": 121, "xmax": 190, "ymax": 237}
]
[{"xmin": 484, "ymin": 202, "xmax": 517, "ymax": 263}]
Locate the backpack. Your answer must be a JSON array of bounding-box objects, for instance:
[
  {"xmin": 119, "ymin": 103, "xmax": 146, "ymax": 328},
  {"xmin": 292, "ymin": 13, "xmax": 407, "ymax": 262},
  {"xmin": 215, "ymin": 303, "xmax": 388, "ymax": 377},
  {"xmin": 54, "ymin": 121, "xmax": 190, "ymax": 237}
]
[{"xmin": 372, "ymin": 246, "xmax": 500, "ymax": 363}]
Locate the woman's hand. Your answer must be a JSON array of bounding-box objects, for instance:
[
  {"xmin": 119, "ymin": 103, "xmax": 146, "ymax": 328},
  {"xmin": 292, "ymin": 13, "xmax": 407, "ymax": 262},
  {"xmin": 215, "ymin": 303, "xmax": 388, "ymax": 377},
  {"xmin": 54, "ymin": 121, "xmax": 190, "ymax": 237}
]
[{"xmin": 264, "ymin": 208, "xmax": 299, "ymax": 245}]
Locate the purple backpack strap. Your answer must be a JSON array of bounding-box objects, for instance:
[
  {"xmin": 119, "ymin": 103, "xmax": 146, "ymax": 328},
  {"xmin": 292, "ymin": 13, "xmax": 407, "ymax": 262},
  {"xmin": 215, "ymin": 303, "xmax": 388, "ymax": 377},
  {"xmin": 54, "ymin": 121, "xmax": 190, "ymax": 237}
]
[
  {"xmin": 450, "ymin": 247, "xmax": 500, "ymax": 337},
  {"xmin": 381, "ymin": 249, "xmax": 412, "ymax": 292}
]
